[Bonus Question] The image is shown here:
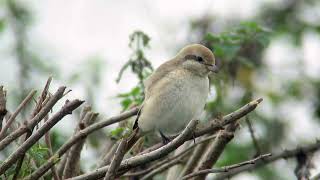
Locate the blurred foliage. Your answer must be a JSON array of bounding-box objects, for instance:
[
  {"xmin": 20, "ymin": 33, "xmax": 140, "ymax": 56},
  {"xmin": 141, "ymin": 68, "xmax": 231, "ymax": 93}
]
[
  {"xmin": 184, "ymin": 0, "xmax": 320, "ymax": 179},
  {"xmin": 116, "ymin": 31, "xmax": 153, "ymax": 111},
  {"xmin": 117, "ymin": 86, "xmax": 144, "ymax": 111},
  {"xmin": 3, "ymin": 143, "xmax": 49, "ymax": 179},
  {"xmin": 116, "ymin": 30, "xmax": 153, "ymax": 87}
]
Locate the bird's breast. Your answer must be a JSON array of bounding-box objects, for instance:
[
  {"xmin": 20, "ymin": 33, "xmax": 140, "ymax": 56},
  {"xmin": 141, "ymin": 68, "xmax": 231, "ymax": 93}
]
[{"xmin": 138, "ymin": 70, "xmax": 209, "ymax": 135}]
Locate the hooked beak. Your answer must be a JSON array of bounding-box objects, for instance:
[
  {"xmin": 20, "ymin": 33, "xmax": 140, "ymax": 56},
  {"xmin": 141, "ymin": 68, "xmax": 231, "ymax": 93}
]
[{"xmin": 207, "ymin": 64, "xmax": 219, "ymax": 73}]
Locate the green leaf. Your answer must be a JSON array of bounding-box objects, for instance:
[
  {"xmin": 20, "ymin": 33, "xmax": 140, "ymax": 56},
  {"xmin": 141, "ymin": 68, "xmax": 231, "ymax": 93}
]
[
  {"xmin": 0, "ymin": 19, "xmax": 5, "ymax": 33},
  {"xmin": 121, "ymin": 98, "xmax": 132, "ymax": 109},
  {"xmin": 110, "ymin": 127, "xmax": 125, "ymax": 136},
  {"xmin": 131, "ymin": 86, "xmax": 141, "ymax": 96}
]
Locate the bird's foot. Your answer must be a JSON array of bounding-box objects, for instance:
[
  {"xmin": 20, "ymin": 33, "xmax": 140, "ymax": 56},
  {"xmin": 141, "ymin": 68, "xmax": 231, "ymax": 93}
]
[
  {"xmin": 192, "ymin": 132, "xmax": 196, "ymax": 144},
  {"xmin": 159, "ymin": 130, "xmax": 171, "ymax": 145}
]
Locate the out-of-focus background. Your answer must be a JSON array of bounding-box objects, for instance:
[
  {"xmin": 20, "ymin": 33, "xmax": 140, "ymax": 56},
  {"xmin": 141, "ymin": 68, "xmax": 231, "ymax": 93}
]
[{"xmin": 1, "ymin": 0, "xmax": 320, "ymax": 179}]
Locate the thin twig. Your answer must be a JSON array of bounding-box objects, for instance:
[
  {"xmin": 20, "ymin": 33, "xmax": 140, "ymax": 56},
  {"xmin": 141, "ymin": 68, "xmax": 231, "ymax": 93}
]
[
  {"xmin": 0, "ymin": 89, "xmax": 37, "ymax": 140},
  {"xmin": 141, "ymin": 158, "xmax": 183, "ymax": 180},
  {"xmin": 30, "ymin": 77, "xmax": 52, "ymax": 119},
  {"xmin": 179, "ymin": 135, "xmax": 211, "ymax": 178},
  {"xmin": 103, "ymin": 139, "xmax": 128, "ymax": 180},
  {"xmin": 12, "ymin": 78, "xmax": 53, "ymax": 180},
  {"xmin": 24, "ymin": 107, "xmax": 139, "ymax": 180},
  {"xmin": 182, "ymin": 153, "xmax": 271, "ymax": 179},
  {"xmin": 193, "ymin": 122, "xmax": 239, "ymax": 180},
  {"xmin": 67, "ymin": 119, "xmax": 198, "ymax": 180},
  {"xmin": 124, "ymin": 134, "xmax": 217, "ymax": 178},
  {"xmin": 44, "ymin": 115, "xmax": 61, "ymax": 180},
  {"xmin": 27, "ymin": 98, "xmax": 262, "ymax": 180},
  {"xmin": 0, "ymin": 99, "xmax": 84, "ymax": 174},
  {"xmin": 214, "ymin": 140, "xmax": 320, "ymax": 180},
  {"xmin": 0, "ymin": 86, "xmax": 66, "ymax": 151},
  {"xmin": 63, "ymin": 111, "xmax": 98, "ymax": 178},
  {"xmin": 97, "ymin": 141, "xmax": 118, "ymax": 168},
  {"xmin": 57, "ymin": 105, "xmax": 91, "ymax": 178},
  {"xmin": 245, "ymin": 116, "xmax": 262, "ymax": 156}
]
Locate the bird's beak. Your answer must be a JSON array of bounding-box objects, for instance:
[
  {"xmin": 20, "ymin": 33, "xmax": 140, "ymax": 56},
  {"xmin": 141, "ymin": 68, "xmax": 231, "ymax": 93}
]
[{"xmin": 207, "ymin": 64, "xmax": 219, "ymax": 73}]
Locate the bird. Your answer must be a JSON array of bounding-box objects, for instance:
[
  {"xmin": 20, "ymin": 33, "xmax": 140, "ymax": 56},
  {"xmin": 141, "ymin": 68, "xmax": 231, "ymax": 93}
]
[{"xmin": 129, "ymin": 44, "xmax": 218, "ymax": 146}]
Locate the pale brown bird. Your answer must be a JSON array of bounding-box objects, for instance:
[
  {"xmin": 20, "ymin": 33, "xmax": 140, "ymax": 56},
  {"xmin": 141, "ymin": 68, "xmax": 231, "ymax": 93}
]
[{"xmin": 129, "ymin": 44, "xmax": 218, "ymax": 144}]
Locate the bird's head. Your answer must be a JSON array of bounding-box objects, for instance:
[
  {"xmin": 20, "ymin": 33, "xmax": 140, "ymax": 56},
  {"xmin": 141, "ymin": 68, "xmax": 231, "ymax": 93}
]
[{"xmin": 177, "ymin": 44, "xmax": 218, "ymax": 76}]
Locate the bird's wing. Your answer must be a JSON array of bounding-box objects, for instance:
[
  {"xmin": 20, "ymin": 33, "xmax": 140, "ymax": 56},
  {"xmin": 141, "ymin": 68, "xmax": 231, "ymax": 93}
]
[
  {"xmin": 144, "ymin": 59, "xmax": 179, "ymax": 99},
  {"xmin": 133, "ymin": 59, "xmax": 179, "ymax": 130}
]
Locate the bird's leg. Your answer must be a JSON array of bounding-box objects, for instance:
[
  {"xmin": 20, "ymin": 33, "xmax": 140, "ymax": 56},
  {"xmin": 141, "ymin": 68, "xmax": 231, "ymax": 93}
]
[
  {"xmin": 192, "ymin": 132, "xmax": 196, "ymax": 144},
  {"xmin": 159, "ymin": 130, "xmax": 171, "ymax": 144}
]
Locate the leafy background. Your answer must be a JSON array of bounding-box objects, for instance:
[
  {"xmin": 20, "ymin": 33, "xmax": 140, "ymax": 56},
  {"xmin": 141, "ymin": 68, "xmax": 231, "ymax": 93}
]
[{"xmin": 0, "ymin": 0, "xmax": 320, "ymax": 179}]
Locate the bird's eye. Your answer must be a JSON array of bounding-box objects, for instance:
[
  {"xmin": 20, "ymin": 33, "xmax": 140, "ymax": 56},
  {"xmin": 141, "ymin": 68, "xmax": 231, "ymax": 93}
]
[{"xmin": 196, "ymin": 56, "xmax": 204, "ymax": 62}]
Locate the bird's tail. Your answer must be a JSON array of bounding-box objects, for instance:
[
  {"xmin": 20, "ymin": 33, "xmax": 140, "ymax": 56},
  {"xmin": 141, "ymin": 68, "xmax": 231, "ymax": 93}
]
[{"xmin": 125, "ymin": 127, "xmax": 143, "ymax": 152}]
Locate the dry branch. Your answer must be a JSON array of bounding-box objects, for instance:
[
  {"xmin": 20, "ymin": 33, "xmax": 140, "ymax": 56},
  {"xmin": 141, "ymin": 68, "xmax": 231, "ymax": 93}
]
[
  {"xmin": 214, "ymin": 140, "xmax": 320, "ymax": 180},
  {"xmin": 141, "ymin": 158, "xmax": 182, "ymax": 180},
  {"xmin": 63, "ymin": 111, "xmax": 98, "ymax": 178},
  {"xmin": 44, "ymin": 115, "xmax": 60, "ymax": 180},
  {"xmin": 181, "ymin": 153, "xmax": 271, "ymax": 179},
  {"xmin": 0, "ymin": 89, "xmax": 37, "ymax": 140},
  {"xmin": 65, "ymin": 98, "xmax": 262, "ymax": 180},
  {"xmin": 0, "ymin": 99, "xmax": 84, "ymax": 174},
  {"xmin": 193, "ymin": 122, "xmax": 238, "ymax": 180},
  {"xmin": 27, "ymin": 98, "xmax": 261, "ymax": 180},
  {"xmin": 245, "ymin": 117, "xmax": 262, "ymax": 156},
  {"xmin": 13, "ymin": 77, "xmax": 53, "ymax": 180},
  {"xmin": 24, "ymin": 107, "xmax": 139, "ymax": 180},
  {"xmin": 103, "ymin": 139, "xmax": 128, "ymax": 180},
  {"xmin": 97, "ymin": 141, "xmax": 118, "ymax": 168},
  {"xmin": 125, "ymin": 134, "xmax": 216, "ymax": 178},
  {"xmin": 68, "ymin": 119, "xmax": 199, "ymax": 180},
  {"xmin": 0, "ymin": 86, "xmax": 66, "ymax": 151},
  {"xmin": 179, "ymin": 135, "xmax": 211, "ymax": 178}
]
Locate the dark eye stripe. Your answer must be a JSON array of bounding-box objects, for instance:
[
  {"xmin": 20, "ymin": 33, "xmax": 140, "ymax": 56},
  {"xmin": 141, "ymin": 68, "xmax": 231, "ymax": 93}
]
[
  {"xmin": 184, "ymin": 55, "xmax": 204, "ymax": 62},
  {"xmin": 184, "ymin": 54, "xmax": 198, "ymax": 61}
]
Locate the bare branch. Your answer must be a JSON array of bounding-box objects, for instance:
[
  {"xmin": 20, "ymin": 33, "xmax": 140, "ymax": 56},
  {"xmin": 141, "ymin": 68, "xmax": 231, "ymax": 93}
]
[
  {"xmin": 44, "ymin": 115, "xmax": 61, "ymax": 180},
  {"xmin": 63, "ymin": 111, "xmax": 98, "ymax": 178},
  {"xmin": 181, "ymin": 153, "xmax": 271, "ymax": 180},
  {"xmin": 245, "ymin": 116, "xmax": 262, "ymax": 156},
  {"xmin": 214, "ymin": 141, "xmax": 320, "ymax": 180},
  {"xmin": 12, "ymin": 77, "xmax": 53, "ymax": 180},
  {"xmin": 24, "ymin": 107, "xmax": 139, "ymax": 180},
  {"xmin": 0, "ymin": 86, "xmax": 66, "ymax": 150},
  {"xmin": 179, "ymin": 135, "xmax": 211, "ymax": 177},
  {"xmin": 103, "ymin": 139, "xmax": 128, "ymax": 180},
  {"xmin": 67, "ymin": 119, "xmax": 199, "ymax": 180},
  {"xmin": 0, "ymin": 89, "xmax": 37, "ymax": 140},
  {"xmin": 97, "ymin": 141, "xmax": 118, "ymax": 168},
  {"xmin": 193, "ymin": 98, "xmax": 263, "ymax": 138},
  {"xmin": 193, "ymin": 122, "xmax": 239, "ymax": 180},
  {"xmin": 0, "ymin": 99, "xmax": 84, "ymax": 174},
  {"xmin": 27, "ymin": 98, "xmax": 261, "ymax": 180},
  {"xmin": 141, "ymin": 158, "xmax": 183, "ymax": 180},
  {"xmin": 65, "ymin": 99, "xmax": 262, "ymax": 180},
  {"xmin": 30, "ymin": 77, "xmax": 52, "ymax": 119},
  {"xmin": 124, "ymin": 134, "xmax": 216, "ymax": 178}
]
